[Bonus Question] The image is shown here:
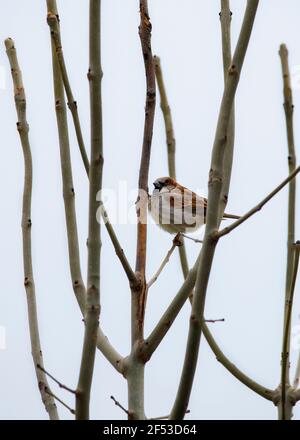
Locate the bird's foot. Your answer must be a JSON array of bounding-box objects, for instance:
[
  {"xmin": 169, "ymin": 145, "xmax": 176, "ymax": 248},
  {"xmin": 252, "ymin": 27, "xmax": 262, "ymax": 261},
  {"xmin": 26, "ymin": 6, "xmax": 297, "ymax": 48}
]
[{"xmin": 173, "ymin": 233, "xmax": 184, "ymax": 247}]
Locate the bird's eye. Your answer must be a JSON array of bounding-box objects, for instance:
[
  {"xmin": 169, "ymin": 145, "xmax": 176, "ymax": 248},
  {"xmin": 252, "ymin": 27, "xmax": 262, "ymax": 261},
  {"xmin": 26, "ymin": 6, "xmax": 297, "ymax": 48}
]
[{"xmin": 153, "ymin": 181, "xmax": 163, "ymax": 190}]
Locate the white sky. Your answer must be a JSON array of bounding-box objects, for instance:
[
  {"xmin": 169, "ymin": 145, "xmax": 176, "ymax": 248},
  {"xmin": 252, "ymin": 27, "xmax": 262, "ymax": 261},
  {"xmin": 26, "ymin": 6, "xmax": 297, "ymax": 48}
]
[{"xmin": 0, "ymin": 0, "xmax": 300, "ymax": 420}]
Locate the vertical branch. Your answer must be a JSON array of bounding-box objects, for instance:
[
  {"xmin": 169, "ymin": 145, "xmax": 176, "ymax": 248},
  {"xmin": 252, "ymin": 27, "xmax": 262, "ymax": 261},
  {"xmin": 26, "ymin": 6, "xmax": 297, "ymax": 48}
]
[
  {"xmin": 46, "ymin": 0, "xmax": 124, "ymax": 376},
  {"xmin": 219, "ymin": 0, "xmax": 235, "ymax": 218},
  {"xmin": 5, "ymin": 38, "xmax": 59, "ymax": 420},
  {"xmin": 46, "ymin": 0, "xmax": 85, "ymax": 315},
  {"xmin": 293, "ymin": 261, "xmax": 300, "ymax": 389},
  {"xmin": 127, "ymin": 0, "xmax": 156, "ymax": 420},
  {"xmin": 279, "ymin": 44, "xmax": 297, "ymax": 420},
  {"xmin": 154, "ymin": 56, "xmax": 190, "ymax": 288},
  {"xmin": 294, "ymin": 359, "xmax": 300, "ymax": 389},
  {"xmin": 170, "ymin": 1, "xmax": 259, "ymax": 419},
  {"xmin": 135, "ymin": 0, "xmax": 156, "ymax": 289},
  {"xmin": 76, "ymin": 0, "xmax": 103, "ymax": 420},
  {"xmin": 153, "ymin": 56, "xmax": 176, "ymax": 179},
  {"xmin": 279, "ymin": 245, "xmax": 300, "ymax": 419},
  {"xmin": 47, "ymin": 12, "xmax": 89, "ymax": 174}
]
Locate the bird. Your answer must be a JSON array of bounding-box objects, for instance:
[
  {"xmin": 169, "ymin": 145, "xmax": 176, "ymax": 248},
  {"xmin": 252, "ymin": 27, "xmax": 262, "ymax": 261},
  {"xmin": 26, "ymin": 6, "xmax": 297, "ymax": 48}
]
[{"xmin": 149, "ymin": 176, "xmax": 240, "ymax": 235}]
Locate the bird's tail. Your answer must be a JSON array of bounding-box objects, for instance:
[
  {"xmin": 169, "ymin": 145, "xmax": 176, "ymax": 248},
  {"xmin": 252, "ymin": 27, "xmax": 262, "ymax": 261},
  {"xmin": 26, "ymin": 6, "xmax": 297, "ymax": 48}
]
[{"xmin": 223, "ymin": 212, "xmax": 240, "ymax": 220}]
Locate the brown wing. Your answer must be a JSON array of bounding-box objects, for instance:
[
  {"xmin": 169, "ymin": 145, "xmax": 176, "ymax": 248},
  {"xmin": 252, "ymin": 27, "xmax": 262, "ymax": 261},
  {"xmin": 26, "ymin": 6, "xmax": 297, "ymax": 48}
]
[
  {"xmin": 170, "ymin": 188, "xmax": 207, "ymax": 227},
  {"xmin": 184, "ymin": 191, "xmax": 207, "ymax": 222}
]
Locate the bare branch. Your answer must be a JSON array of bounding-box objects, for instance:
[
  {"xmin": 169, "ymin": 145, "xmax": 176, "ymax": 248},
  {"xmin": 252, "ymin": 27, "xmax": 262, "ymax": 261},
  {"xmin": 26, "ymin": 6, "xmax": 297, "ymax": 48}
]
[
  {"xmin": 293, "ymin": 354, "xmax": 300, "ymax": 390},
  {"xmin": 170, "ymin": 1, "xmax": 260, "ymax": 419},
  {"xmin": 76, "ymin": 0, "xmax": 102, "ymax": 420},
  {"xmin": 46, "ymin": 12, "xmax": 89, "ymax": 174},
  {"xmin": 134, "ymin": 0, "xmax": 156, "ymax": 321},
  {"xmin": 46, "ymin": 0, "xmax": 86, "ymax": 325},
  {"xmin": 154, "ymin": 56, "xmax": 176, "ymax": 179},
  {"xmin": 293, "ymin": 303, "xmax": 300, "ymax": 391},
  {"xmin": 281, "ymin": 245, "xmax": 300, "ymax": 415},
  {"xmin": 181, "ymin": 234, "xmax": 203, "ymax": 244},
  {"xmin": 147, "ymin": 242, "xmax": 177, "ymax": 290},
  {"xmin": 278, "ymin": 43, "xmax": 297, "ymax": 420},
  {"xmin": 135, "ymin": 0, "xmax": 156, "ymax": 280},
  {"xmin": 5, "ymin": 37, "xmax": 59, "ymax": 420},
  {"xmin": 127, "ymin": 0, "xmax": 156, "ymax": 421},
  {"xmin": 202, "ymin": 323, "xmax": 275, "ymax": 400},
  {"xmin": 204, "ymin": 318, "xmax": 225, "ymax": 323},
  {"xmin": 45, "ymin": 388, "xmax": 75, "ymax": 415},
  {"xmin": 110, "ymin": 395, "xmax": 130, "ymax": 416},
  {"xmin": 47, "ymin": 7, "xmax": 136, "ymax": 286},
  {"xmin": 219, "ymin": 0, "xmax": 235, "ymax": 219},
  {"xmin": 99, "ymin": 204, "xmax": 137, "ymax": 285},
  {"xmin": 37, "ymin": 364, "xmax": 76, "ymax": 394},
  {"xmin": 217, "ymin": 165, "xmax": 300, "ymax": 239},
  {"xmin": 48, "ymin": 0, "xmax": 100, "ymax": 419},
  {"xmin": 46, "ymin": 0, "xmax": 125, "ymax": 377},
  {"xmin": 97, "ymin": 328, "xmax": 125, "ymax": 374},
  {"xmin": 142, "ymin": 260, "xmax": 199, "ymax": 361}
]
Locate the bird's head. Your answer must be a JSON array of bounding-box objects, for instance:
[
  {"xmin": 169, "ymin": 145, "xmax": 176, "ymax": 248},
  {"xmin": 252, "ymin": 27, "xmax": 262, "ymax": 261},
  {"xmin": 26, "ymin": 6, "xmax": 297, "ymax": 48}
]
[{"xmin": 152, "ymin": 177, "xmax": 177, "ymax": 192}]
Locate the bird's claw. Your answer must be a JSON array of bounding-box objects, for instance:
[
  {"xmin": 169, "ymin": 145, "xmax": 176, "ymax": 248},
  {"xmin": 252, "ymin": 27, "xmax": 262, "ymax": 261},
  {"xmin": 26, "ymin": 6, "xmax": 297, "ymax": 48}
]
[{"xmin": 173, "ymin": 233, "xmax": 184, "ymax": 247}]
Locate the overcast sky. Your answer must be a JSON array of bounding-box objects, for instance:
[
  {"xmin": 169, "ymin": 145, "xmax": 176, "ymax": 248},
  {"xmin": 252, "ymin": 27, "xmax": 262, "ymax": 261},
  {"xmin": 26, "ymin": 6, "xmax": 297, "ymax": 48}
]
[{"xmin": 0, "ymin": 0, "xmax": 300, "ymax": 420}]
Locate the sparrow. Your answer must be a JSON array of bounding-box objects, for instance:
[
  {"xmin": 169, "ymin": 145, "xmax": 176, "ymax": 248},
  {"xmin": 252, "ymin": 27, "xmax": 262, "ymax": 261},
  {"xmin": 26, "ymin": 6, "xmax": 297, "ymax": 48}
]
[{"xmin": 149, "ymin": 176, "xmax": 239, "ymax": 234}]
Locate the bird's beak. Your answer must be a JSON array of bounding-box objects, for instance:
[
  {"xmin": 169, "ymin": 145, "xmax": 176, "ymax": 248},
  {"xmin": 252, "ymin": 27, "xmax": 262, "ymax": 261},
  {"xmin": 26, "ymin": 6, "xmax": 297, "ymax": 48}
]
[{"xmin": 153, "ymin": 182, "xmax": 162, "ymax": 191}]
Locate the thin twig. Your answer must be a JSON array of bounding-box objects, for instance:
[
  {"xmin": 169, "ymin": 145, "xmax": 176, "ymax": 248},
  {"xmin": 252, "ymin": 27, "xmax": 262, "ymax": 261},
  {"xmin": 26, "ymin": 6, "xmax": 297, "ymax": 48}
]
[
  {"xmin": 217, "ymin": 166, "xmax": 300, "ymax": 239},
  {"xmin": 76, "ymin": 0, "xmax": 102, "ymax": 420},
  {"xmin": 181, "ymin": 234, "xmax": 203, "ymax": 244},
  {"xmin": 37, "ymin": 364, "xmax": 76, "ymax": 394},
  {"xmin": 170, "ymin": 1, "xmax": 260, "ymax": 419},
  {"xmin": 5, "ymin": 37, "xmax": 59, "ymax": 420},
  {"xmin": 45, "ymin": 388, "xmax": 75, "ymax": 415},
  {"xmin": 279, "ymin": 43, "xmax": 297, "ymax": 420},
  {"xmin": 99, "ymin": 203, "xmax": 137, "ymax": 285},
  {"xmin": 110, "ymin": 395, "xmax": 130, "ymax": 416},
  {"xmin": 142, "ymin": 259, "xmax": 200, "ymax": 361},
  {"xmin": 147, "ymin": 243, "xmax": 177, "ymax": 289},
  {"xmin": 204, "ymin": 318, "xmax": 225, "ymax": 323}
]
